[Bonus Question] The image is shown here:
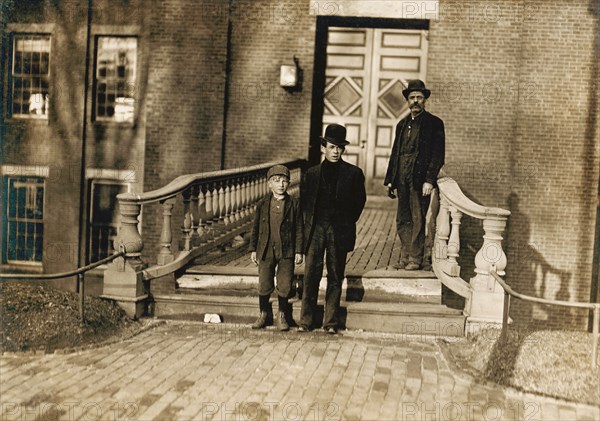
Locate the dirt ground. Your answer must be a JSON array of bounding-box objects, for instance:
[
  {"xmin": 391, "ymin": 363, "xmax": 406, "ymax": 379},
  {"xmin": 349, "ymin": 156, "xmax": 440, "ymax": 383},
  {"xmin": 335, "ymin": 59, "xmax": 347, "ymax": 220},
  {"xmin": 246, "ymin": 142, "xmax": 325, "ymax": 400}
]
[{"xmin": 0, "ymin": 282, "xmax": 142, "ymax": 353}]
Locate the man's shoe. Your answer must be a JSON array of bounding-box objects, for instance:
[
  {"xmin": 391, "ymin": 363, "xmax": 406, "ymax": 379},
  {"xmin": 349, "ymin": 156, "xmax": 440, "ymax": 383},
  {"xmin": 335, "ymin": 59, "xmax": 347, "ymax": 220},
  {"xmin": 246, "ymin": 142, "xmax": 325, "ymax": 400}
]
[
  {"xmin": 422, "ymin": 263, "xmax": 432, "ymax": 272},
  {"xmin": 393, "ymin": 261, "xmax": 408, "ymax": 270},
  {"xmin": 297, "ymin": 326, "xmax": 309, "ymax": 333},
  {"xmin": 276, "ymin": 312, "xmax": 289, "ymax": 331},
  {"xmin": 405, "ymin": 262, "xmax": 421, "ymax": 271},
  {"xmin": 251, "ymin": 311, "xmax": 268, "ymax": 329},
  {"xmin": 325, "ymin": 327, "xmax": 337, "ymax": 335}
]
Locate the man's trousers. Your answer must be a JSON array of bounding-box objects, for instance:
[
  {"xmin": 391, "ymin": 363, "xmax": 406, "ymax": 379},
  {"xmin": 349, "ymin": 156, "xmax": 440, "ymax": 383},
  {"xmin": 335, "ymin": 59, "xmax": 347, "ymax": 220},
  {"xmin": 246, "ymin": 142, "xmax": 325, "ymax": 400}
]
[{"xmin": 300, "ymin": 223, "xmax": 347, "ymax": 329}]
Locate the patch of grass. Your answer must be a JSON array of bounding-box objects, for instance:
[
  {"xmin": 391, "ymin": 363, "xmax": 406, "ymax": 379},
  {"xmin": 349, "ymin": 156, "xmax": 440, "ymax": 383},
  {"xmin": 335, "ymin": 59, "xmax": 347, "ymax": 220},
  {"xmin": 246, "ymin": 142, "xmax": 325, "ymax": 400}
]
[
  {"xmin": 448, "ymin": 327, "xmax": 600, "ymax": 405},
  {"xmin": 0, "ymin": 281, "xmax": 142, "ymax": 353}
]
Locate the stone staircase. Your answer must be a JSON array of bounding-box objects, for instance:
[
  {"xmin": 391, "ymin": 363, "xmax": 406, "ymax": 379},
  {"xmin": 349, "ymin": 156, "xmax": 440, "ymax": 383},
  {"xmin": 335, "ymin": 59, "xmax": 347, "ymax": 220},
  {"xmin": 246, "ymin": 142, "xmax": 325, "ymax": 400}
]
[{"xmin": 151, "ymin": 264, "xmax": 466, "ymax": 337}]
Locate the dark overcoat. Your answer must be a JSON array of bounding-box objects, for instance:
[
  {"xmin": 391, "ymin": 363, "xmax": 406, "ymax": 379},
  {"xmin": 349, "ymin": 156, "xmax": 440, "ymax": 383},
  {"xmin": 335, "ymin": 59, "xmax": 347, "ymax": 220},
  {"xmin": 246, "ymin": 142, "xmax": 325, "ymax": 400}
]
[
  {"xmin": 249, "ymin": 193, "xmax": 304, "ymax": 260},
  {"xmin": 383, "ymin": 111, "xmax": 445, "ymax": 190},
  {"xmin": 301, "ymin": 160, "xmax": 366, "ymax": 253}
]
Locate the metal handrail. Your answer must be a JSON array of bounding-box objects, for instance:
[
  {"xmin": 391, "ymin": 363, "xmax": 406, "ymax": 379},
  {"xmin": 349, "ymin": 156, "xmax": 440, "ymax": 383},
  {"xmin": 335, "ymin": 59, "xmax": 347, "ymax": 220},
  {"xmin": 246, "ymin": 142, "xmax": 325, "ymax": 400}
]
[
  {"xmin": 0, "ymin": 250, "xmax": 126, "ymax": 325},
  {"xmin": 490, "ymin": 267, "xmax": 600, "ymax": 368},
  {"xmin": 0, "ymin": 251, "xmax": 125, "ymax": 281}
]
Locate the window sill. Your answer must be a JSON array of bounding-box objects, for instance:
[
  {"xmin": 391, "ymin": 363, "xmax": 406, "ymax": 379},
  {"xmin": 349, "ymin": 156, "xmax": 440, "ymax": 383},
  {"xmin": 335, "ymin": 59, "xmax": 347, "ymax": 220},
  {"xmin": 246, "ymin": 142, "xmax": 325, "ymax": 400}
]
[
  {"xmin": 5, "ymin": 116, "xmax": 49, "ymax": 125},
  {"xmin": 1, "ymin": 263, "xmax": 44, "ymax": 274}
]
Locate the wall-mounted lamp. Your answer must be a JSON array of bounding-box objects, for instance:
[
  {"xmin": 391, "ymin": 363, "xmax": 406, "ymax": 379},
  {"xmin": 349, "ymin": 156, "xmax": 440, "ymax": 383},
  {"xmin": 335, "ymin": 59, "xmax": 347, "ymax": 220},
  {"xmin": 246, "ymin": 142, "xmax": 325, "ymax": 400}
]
[{"xmin": 280, "ymin": 56, "xmax": 302, "ymax": 92}]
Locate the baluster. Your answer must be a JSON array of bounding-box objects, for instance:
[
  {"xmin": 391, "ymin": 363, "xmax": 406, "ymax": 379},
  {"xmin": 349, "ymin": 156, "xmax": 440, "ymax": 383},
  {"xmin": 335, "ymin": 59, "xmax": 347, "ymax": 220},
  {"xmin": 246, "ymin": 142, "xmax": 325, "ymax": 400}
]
[
  {"xmin": 217, "ymin": 181, "xmax": 226, "ymax": 230},
  {"xmin": 447, "ymin": 207, "xmax": 462, "ymax": 265},
  {"xmin": 233, "ymin": 177, "xmax": 242, "ymax": 225},
  {"xmin": 197, "ymin": 185, "xmax": 208, "ymax": 243},
  {"xmin": 241, "ymin": 177, "xmax": 250, "ymax": 219},
  {"xmin": 190, "ymin": 185, "xmax": 200, "ymax": 247},
  {"xmin": 435, "ymin": 195, "xmax": 451, "ymax": 262},
  {"xmin": 260, "ymin": 174, "xmax": 267, "ymax": 197},
  {"xmin": 181, "ymin": 189, "xmax": 192, "ymax": 252},
  {"xmin": 251, "ymin": 176, "xmax": 258, "ymax": 210},
  {"xmin": 212, "ymin": 181, "xmax": 221, "ymax": 237},
  {"xmin": 157, "ymin": 198, "xmax": 175, "ymax": 265},
  {"xmin": 224, "ymin": 181, "xmax": 232, "ymax": 226},
  {"xmin": 205, "ymin": 184, "xmax": 214, "ymax": 241}
]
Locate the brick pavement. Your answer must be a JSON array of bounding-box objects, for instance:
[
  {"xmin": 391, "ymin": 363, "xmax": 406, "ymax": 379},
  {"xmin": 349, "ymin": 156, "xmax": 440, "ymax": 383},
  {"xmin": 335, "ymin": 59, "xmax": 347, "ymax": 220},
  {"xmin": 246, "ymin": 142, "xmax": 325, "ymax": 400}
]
[{"xmin": 1, "ymin": 321, "xmax": 598, "ymax": 421}]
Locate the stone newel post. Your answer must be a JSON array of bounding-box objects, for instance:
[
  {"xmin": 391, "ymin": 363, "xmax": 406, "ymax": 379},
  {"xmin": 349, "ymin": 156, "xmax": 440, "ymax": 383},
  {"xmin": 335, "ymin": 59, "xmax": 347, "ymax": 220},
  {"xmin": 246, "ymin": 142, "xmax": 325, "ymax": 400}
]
[
  {"xmin": 102, "ymin": 194, "xmax": 148, "ymax": 319},
  {"xmin": 466, "ymin": 215, "xmax": 509, "ymax": 331}
]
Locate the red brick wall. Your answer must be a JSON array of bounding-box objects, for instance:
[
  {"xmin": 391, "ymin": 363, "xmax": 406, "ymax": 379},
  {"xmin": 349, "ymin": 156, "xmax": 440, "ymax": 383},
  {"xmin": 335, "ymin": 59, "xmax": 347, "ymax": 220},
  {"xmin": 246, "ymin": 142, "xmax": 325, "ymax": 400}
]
[
  {"xmin": 224, "ymin": 1, "xmax": 315, "ymax": 168},
  {"xmin": 428, "ymin": 0, "xmax": 599, "ymax": 328},
  {"xmin": 507, "ymin": 1, "xmax": 599, "ymax": 329},
  {"xmin": 141, "ymin": 0, "xmax": 229, "ymax": 262}
]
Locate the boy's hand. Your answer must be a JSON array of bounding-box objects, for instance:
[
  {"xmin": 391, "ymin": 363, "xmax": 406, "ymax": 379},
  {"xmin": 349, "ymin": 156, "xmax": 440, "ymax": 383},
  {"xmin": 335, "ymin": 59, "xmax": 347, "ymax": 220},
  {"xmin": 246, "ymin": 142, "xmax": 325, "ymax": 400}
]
[
  {"xmin": 251, "ymin": 252, "xmax": 258, "ymax": 266},
  {"xmin": 295, "ymin": 253, "xmax": 303, "ymax": 265}
]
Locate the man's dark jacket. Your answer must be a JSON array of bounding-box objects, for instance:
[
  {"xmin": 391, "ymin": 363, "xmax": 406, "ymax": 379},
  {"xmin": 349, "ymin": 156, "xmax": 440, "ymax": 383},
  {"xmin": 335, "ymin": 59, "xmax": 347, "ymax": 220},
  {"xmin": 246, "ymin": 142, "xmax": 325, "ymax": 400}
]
[
  {"xmin": 384, "ymin": 111, "xmax": 445, "ymax": 190},
  {"xmin": 301, "ymin": 160, "xmax": 366, "ymax": 253},
  {"xmin": 249, "ymin": 193, "xmax": 304, "ymax": 260}
]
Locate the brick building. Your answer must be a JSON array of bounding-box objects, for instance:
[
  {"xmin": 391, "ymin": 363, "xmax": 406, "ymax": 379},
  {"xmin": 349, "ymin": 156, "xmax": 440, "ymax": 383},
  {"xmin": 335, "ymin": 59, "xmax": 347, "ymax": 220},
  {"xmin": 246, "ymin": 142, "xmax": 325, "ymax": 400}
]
[{"xmin": 1, "ymin": 0, "xmax": 599, "ymax": 329}]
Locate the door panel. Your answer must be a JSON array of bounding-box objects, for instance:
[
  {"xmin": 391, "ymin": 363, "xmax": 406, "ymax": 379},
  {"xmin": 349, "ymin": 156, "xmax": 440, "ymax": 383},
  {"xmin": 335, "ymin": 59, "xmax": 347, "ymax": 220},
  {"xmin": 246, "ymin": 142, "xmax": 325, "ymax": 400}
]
[
  {"xmin": 323, "ymin": 28, "xmax": 373, "ymax": 169},
  {"xmin": 322, "ymin": 27, "xmax": 428, "ymax": 194}
]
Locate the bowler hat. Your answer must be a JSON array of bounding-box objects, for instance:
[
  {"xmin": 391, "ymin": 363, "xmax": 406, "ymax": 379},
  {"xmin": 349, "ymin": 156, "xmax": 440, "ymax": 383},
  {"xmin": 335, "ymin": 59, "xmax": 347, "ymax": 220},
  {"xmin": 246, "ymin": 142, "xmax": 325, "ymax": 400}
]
[
  {"xmin": 267, "ymin": 164, "xmax": 290, "ymax": 180},
  {"xmin": 402, "ymin": 79, "xmax": 431, "ymax": 99},
  {"xmin": 320, "ymin": 124, "xmax": 350, "ymax": 146}
]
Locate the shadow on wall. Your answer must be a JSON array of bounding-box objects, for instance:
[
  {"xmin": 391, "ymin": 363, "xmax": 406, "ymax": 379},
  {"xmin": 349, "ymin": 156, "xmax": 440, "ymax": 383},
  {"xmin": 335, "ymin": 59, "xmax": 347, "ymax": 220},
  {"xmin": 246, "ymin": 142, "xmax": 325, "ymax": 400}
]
[{"xmin": 506, "ymin": 193, "xmax": 579, "ymax": 329}]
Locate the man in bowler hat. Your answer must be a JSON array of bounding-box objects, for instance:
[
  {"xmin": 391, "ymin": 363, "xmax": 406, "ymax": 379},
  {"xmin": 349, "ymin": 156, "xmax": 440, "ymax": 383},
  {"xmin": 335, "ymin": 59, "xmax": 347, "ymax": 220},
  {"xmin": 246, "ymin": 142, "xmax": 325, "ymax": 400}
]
[
  {"xmin": 298, "ymin": 124, "xmax": 366, "ymax": 334},
  {"xmin": 384, "ymin": 80, "xmax": 445, "ymax": 271}
]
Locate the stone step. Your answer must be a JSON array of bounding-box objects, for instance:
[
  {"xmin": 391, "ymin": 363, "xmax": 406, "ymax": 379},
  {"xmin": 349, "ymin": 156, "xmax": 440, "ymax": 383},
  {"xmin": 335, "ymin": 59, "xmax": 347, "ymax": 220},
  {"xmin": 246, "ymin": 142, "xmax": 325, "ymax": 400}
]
[
  {"xmin": 180, "ymin": 265, "xmax": 441, "ymax": 304},
  {"xmin": 151, "ymin": 293, "xmax": 465, "ymax": 336}
]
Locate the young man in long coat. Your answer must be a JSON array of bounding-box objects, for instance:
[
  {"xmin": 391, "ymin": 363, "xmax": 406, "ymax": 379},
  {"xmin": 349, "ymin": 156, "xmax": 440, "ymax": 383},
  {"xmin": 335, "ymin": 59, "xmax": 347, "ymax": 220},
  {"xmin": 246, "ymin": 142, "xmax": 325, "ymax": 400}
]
[{"xmin": 298, "ymin": 124, "xmax": 367, "ymax": 334}]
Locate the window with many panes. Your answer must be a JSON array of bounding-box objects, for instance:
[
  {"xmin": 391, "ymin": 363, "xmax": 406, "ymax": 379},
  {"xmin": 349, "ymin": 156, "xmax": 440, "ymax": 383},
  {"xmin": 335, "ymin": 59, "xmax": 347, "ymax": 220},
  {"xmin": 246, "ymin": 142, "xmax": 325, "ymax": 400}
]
[
  {"xmin": 11, "ymin": 34, "xmax": 51, "ymax": 118},
  {"xmin": 95, "ymin": 36, "xmax": 137, "ymax": 123},
  {"xmin": 89, "ymin": 180, "xmax": 127, "ymax": 262},
  {"xmin": 3, "ymin": 176, "xmax": 45, "ymax": 264}
]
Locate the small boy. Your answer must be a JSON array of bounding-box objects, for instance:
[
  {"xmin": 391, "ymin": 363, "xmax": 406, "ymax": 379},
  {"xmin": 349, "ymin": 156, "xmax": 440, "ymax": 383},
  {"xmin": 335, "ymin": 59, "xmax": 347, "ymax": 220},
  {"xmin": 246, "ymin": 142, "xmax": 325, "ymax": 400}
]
[{"xmin": 249, "ymin": 164, "xmax": 304, "ymax": 331}]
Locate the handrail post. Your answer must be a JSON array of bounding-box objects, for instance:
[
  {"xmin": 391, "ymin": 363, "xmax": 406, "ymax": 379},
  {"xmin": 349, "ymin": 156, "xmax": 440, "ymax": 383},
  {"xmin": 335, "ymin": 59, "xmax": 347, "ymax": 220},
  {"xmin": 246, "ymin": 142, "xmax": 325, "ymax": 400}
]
[
  {"xmin": 102, "ymin": 194, "xmax": 147, "ymax": 319},
  {"xmin": 79, "ymin": 273, "xmax": 85, "ymax": 326},
  {"xmin": 466, "ymin": 215, "xmax": 509, "ymax": 332},
  {"xmin": 593, "ymin": 305, "xmax": 599, "ymax": 368}
]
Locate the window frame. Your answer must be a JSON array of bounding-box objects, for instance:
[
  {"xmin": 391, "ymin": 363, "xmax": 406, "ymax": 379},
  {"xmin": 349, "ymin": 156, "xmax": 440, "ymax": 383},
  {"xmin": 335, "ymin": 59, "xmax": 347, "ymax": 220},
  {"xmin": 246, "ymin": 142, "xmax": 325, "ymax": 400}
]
[
  {"xmin": 8, "ymin": 32, "xmax": 52, "ymax": 120},
  {"xmin": 87, "ymin": 176, "xmax": 130, "ymax": 264},
  {"xmin": 92, "ymin": 34, "xmax": 138, "ymax": 125},
  {"xmin": 1, "ymin": 166, "xmax": 49, "ymax": 268}
]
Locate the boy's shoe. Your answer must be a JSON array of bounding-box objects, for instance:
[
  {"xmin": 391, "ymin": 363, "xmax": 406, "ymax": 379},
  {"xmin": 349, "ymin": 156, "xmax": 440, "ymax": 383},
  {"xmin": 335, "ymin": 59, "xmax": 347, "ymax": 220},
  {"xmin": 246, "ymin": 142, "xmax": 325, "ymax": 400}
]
[
  {"xmin": 405, "ymin": 262, "xmax": 421, "ymax": 271},
  {"xmin": 324, "ymin": 327, "xmax": 337, "ymax": 335},
  {"xmin": 297, "ymin": 326, "xmax": 310, "ymax": 333},
  {"xmin": 251, "ymin": 311, "xmax": 268, "ymax": 329},
  {"xmin": 276, "ymin": 312, "xmax": 289, "ymax": 331}
]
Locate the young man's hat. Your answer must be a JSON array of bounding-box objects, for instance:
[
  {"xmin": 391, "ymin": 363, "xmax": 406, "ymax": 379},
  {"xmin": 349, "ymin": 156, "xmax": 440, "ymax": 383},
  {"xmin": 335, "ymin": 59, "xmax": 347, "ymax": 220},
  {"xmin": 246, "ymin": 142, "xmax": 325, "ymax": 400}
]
[
  {"xmin": 402, "ymin": 79, "xmax": 431, "ymax": 99},
  {"xmin": 267, "ymin": 164, "xmax": 290, "ymax": 180},
  {"xmin": 320, "ymin": 124, "xmax": 350, "ymax": 146}
]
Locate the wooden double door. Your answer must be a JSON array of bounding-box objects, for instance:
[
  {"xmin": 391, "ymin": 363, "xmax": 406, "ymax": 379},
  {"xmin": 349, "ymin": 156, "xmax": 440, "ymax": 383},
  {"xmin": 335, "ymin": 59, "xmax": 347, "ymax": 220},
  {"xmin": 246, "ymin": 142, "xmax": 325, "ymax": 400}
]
[{"xmin": 322, "ymin": 27, "xmax": 429, "ymax": 194}]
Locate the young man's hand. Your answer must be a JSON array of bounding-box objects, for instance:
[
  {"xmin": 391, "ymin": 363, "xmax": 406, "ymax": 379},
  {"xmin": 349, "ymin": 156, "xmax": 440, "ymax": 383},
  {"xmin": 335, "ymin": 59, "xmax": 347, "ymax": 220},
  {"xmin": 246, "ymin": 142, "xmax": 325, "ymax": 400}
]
[
  {"xmin": 387, "ymin": 184, "xmax": 396, "ymax": 199},
  {"xmin": 422, "ymin": 182, "xmax": 434, "ymax": 196},
  {"xmin": 295, "ymin": 253, "xmax": 304, "ymax": 265},
  {"xmin": 251, "ymin": 252, "xmax": 258, "ymax": 266}
]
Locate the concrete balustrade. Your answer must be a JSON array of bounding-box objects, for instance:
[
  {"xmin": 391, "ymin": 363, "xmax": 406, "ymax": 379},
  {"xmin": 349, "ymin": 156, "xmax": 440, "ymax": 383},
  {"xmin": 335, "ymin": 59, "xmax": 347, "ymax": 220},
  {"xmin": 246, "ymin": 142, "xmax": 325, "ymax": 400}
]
[
  {"xmin": 102, "ymin": 160, "xmax": 304, "ymax": 318},
  {"xmin": 432, "ymin": 176, "xmax": 511, "ymax": 333}
]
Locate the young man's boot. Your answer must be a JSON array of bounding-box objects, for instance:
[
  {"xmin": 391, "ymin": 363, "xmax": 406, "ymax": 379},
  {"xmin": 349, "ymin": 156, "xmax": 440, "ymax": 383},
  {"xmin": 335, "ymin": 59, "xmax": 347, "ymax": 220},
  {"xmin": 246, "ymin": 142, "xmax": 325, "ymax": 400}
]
[
  {"xmin": 276, "ymin": 296, "xmax": 289, "ymax": 331},
  {"xmin": 251, "ymin": 295, "xmax": 270, "ymax": 329}
]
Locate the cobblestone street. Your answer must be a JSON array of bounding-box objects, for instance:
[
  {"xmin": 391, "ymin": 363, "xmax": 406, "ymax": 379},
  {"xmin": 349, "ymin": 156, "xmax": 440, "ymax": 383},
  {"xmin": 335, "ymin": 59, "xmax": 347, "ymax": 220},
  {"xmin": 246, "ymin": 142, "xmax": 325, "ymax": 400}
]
[{"xmin": 1, "ymin": 321, "xmax": 598, "ymax": 421}]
